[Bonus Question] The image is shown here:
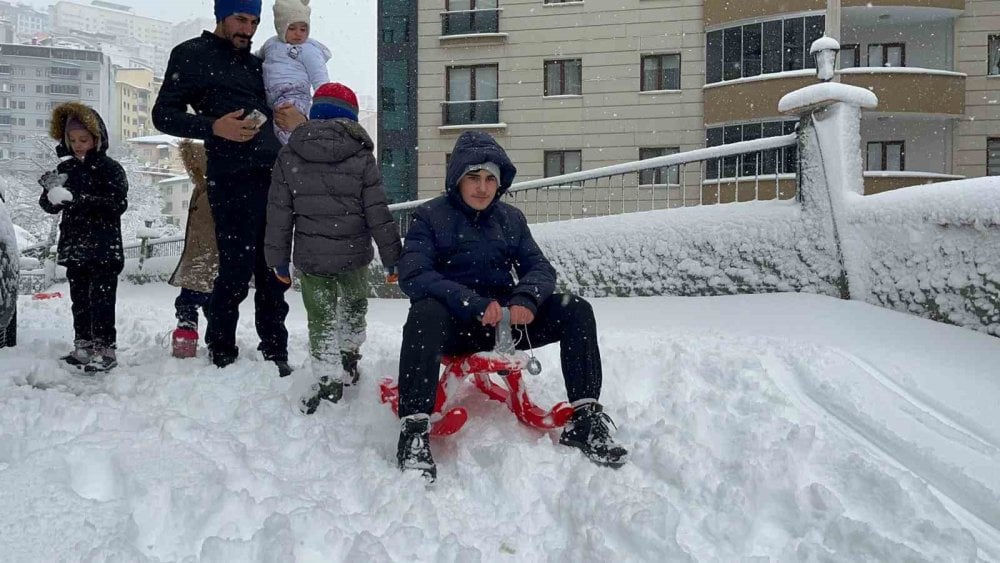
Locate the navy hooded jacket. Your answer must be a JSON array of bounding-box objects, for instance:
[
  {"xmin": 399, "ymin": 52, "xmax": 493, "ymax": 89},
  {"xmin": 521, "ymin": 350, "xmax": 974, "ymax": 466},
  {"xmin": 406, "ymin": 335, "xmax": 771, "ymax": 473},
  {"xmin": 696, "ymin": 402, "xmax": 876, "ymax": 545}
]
[{"xmin": 398, "ymin": 131, "xmax": 557, "ymax": 322}]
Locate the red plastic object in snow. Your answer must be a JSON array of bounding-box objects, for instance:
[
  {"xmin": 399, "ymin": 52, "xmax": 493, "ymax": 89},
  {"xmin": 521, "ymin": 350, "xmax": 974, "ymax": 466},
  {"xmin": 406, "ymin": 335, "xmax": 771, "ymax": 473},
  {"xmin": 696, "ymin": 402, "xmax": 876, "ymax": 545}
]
[
  {"xmin": 379, "ymin": 352, "xmax": 574, "ymax": 437},
  {"xmin": 32, "ymin": 291, "xmax": 63, "ymax": 300},
  {"xmin": 171, "ymin": 328, "xmax": 199, "ymax": 359}
]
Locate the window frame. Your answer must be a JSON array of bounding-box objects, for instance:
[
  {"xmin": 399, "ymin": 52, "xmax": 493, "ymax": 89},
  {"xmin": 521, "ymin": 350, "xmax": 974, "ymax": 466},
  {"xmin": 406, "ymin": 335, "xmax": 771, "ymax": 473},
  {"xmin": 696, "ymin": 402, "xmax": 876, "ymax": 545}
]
[
  {"xmin": 988, "ymin": 35, "xmax": 1000, "ymax": 76},
  {"xmin": 866, "ymin": 141, "xmax": 905, "ymax": 171},
  {"xmin": 840, "ymin": 43, "xmax": 861, "ymax": 69},
  {"xmin": 867, "ymin": 42, "xmax": 906, "ymax": 67},
  {"xmin": 638, "ymin": 147, "xmax": 680, "ymax": 186},
  {"xmin": 640, "ymin": 53, "xmax": 681, "ymax": 91},
  {"xmin": 987, "ymin": 137, "xmax": 999, "ymax": 176},
  {"xmin": 544, "ymin": 58, "xmax": 582, "ymax": 96},
  {"xmin": 444, "ymin": 63, "xmax": 500, "ymax": 125},
  {"xmin": 543, "ymin": 149, "xmax": 583, "ymax": 178}
]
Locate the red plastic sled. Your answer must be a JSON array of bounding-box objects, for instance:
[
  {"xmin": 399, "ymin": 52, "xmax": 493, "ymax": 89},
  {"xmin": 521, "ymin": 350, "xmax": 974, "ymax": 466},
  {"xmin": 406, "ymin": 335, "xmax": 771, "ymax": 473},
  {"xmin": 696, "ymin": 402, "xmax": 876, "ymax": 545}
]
[
  {"xmin": 32, "ymin": 291, "xmax": 64, "ymax": 300},
  {"xmin": 380, "ymin": 352, "xmax": 574, "ymax": 437}
]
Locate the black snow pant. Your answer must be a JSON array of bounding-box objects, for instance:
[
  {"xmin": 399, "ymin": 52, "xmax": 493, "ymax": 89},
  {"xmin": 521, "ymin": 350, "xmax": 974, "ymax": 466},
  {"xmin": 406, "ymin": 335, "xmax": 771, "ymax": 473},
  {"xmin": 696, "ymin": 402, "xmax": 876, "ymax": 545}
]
[
  {"xmin": 205, "ymin": 168, "xmax": 290, "ymax": 362},
  {"xmin": 174, "ymin": 287, "xmax": 211, "ymax": 330},
  {"xmin": 397, "ymin": 294, "xmax": 603, "ymax": 418},
  {"xmin": 65, "ymin": 262, "xmax": 120, "ymax": 348}
]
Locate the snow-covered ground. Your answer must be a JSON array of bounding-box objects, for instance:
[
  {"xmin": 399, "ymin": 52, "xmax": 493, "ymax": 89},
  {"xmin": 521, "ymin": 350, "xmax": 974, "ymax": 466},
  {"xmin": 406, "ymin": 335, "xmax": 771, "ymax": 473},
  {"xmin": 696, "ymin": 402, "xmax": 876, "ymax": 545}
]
[{"xmin": 1, "ymin": 283, "xmax": 999, "ymax": 562}]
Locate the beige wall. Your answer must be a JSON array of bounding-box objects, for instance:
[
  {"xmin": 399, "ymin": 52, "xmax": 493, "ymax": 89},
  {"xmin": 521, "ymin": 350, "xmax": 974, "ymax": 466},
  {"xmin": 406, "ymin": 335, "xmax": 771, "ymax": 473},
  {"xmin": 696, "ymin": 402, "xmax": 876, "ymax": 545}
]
[
  {"xmin": 417, "ymin": 0, "xmax": 706, "ymax": 199},
  {"xmin": 415, "ymin": 1, "xmax": 999, "ymax": 202},
  {"xmin": 953, "ymin": 0, "xmax": 1000, "ymax": 177}
]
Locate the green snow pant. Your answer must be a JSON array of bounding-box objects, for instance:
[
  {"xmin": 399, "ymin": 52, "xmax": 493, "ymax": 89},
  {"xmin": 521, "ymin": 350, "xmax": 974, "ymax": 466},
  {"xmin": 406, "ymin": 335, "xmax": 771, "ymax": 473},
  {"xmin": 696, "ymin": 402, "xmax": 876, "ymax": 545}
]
[{"xmin": 299, "ymin": 267, "xmax": 369, "ymax": 382}]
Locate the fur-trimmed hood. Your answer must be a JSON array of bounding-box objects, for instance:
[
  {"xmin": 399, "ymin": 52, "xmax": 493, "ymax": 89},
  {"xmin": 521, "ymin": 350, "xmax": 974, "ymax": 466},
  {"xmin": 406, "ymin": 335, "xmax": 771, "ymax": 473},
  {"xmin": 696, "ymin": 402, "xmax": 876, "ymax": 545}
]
[
  {"xmin": 178, "ymin": 139, "xmax": 208, "ymax": 191},
  {"xmin": 48, "ymin": 102, "xmax": 110, "ymax": 158}
]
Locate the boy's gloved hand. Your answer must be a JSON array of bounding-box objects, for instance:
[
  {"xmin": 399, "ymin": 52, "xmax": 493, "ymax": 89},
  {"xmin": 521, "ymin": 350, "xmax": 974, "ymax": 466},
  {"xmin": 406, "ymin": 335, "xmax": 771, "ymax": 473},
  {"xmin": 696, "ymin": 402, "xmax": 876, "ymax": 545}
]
[
  {"xmin": 273, "ymin": 264, "xmax": 291, "ymax": 285},
  {"xmin": 38, "ymin": 170, "xmax": 68, "ymax": 190},
  {"xmin": 384, "ymin": 265, "xmax": 399, "ymax": 284}
]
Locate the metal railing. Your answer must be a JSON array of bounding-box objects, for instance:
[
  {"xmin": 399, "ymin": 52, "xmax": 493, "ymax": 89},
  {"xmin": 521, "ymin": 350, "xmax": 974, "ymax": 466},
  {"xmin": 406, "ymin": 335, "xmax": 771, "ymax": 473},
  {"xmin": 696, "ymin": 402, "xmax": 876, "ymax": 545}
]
[
  {"xmin": 387, "ymin": 133, "xmax": 799, "ymax": 233},
  {"xmin": 441, "ymin": 8, "xmax": 500, "ymax": 36},
  {"xmin": 16, "ymin": 135, "xmax": 800, "ymax": 290},
  {"xmin": 441, "ymin": 99, "xmax": 501, "ymax": 126}
]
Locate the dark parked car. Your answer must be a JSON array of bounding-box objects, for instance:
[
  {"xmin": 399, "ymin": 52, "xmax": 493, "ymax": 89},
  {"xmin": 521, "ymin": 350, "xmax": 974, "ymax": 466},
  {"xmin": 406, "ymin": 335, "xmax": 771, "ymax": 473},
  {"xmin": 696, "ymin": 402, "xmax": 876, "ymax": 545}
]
[{"xmin": 0, "ymin": 188, "xmax": 18, "ymax": 348}]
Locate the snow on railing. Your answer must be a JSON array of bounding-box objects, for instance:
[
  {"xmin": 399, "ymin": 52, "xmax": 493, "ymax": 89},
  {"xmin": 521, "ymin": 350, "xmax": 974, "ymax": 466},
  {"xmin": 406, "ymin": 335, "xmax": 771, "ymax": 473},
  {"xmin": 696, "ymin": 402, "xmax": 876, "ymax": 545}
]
[{"xmin": 388, "ymin": 133, "xmax": 798, "ymax": 232}]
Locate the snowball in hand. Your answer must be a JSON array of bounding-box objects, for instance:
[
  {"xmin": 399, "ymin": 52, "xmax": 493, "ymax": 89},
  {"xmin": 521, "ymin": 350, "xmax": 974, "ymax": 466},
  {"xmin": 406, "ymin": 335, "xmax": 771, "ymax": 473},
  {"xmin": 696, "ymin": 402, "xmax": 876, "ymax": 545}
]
[{"xmin": 47, "ymin": 187, "xmax": 74, "ymax": 206}]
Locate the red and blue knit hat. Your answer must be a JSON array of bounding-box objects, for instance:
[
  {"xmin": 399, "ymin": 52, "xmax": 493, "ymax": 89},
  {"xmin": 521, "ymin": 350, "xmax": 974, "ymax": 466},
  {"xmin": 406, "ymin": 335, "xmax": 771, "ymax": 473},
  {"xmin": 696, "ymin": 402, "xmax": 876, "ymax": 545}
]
[
  {"xmin": 310, "ymin": 82, "xmax": 359, "ymax": 122},
  {"xmin": 215, "ymin": 0, "xmax": 262, "ymax": 22}
]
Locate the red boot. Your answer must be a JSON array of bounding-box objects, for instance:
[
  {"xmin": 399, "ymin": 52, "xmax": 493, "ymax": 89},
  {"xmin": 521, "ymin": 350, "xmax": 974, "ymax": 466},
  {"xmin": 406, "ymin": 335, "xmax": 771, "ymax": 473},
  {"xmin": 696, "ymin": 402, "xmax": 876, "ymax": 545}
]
[{"xmin": 172, "ymin": 328, "xmax": 199, "ymax": 359}]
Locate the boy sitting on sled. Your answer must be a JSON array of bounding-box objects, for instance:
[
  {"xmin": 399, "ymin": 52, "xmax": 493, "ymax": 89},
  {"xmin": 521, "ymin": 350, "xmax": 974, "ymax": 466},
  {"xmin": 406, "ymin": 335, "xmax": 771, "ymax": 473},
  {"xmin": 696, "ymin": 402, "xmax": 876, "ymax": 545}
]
[{"xmin": 393, "ymin": 131, "xmax": 629, "ymax": 482}]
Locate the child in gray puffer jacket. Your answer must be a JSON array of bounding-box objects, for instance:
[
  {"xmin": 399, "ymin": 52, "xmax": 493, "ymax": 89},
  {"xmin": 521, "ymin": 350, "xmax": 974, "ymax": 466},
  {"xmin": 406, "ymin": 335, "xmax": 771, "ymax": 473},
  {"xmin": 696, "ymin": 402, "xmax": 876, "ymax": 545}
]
[{"xmin": 264, "ymin": 82, "xmax": 401, "ymax": 415}]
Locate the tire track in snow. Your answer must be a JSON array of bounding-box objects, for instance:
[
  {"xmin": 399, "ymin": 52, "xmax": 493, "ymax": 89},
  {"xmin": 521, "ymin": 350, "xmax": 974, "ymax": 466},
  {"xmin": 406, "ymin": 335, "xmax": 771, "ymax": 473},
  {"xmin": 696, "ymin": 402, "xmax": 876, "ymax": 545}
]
[{"xmin": 761, "ymin": 350, "xmax": 1000, "ymax": 561}]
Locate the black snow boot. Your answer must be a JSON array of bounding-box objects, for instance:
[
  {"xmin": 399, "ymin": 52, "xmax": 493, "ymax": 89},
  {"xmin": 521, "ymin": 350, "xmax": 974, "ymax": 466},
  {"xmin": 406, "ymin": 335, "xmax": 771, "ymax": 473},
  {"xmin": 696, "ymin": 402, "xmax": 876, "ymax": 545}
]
[
  {"xmin": 397, "ymin": 415, "xmax": 436, "ymax": 483},
  {"xmin": 559, "ymin": 402, "xmax": 629, "ymax": 468},
  {"xmin": 341, "ymin": 350, "xmax": 361, "ymax": 386},
  {"xmin": 299, "ymin": 375, "xmax": 343, "ymax": 415},
  {"xmin": 274, "ymin": 360, "xmax": 294, "ymax": 378}
]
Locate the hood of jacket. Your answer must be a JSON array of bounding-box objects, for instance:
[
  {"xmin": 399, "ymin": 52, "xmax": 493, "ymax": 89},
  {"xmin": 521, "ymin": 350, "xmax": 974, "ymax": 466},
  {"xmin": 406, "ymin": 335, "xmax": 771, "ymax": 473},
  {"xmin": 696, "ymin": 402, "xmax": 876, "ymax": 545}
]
[
  {"xmin": 286, "ymin": 118, "xmax": 372, "ymax": 163},
  {"xmin": 178, "ymin": 139, "xmax": 208, "ymax": 191},
  {"xmin": 444, "ymin": 131, "xmax": 517, "ymax": 216},
  {"xmin": 49, "ymin": 102, "xmax": 110, "ymax": 158}
]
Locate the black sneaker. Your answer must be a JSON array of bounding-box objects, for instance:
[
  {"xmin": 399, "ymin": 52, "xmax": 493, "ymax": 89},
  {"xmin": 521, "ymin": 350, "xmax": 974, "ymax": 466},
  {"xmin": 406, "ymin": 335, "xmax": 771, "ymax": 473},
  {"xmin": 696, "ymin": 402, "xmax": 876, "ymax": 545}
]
[
  {"xmin": 559, "ymin": 403, "xmax": 629, "ymax": 468},
  {"xmin": 341, "ymin": 351, "xmax": 361, "ymax": 386},
  {"xmin": 274, "ymin": 360, "xmax": 294, "ymax": 378},
  {"xmin": 397, "ymin": 415, "xmax": 436, "ymax": 483},
  {"xmin": 299, "ymin": 376, "xmax": 344, "ymax": 415}
]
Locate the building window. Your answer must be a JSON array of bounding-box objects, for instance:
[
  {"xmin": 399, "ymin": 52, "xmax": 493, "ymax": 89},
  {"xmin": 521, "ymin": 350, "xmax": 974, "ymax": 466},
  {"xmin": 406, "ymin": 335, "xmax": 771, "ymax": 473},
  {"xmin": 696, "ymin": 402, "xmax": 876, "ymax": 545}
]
[
  {"xmin": 544, "ymin": 59, "xmax": 582, "ymax": 96},
  {"xmin": 706, "ymin": 15, "xmax": 824, "ymax": 84},
  {"xmin": 868, "ymin": 43, "xmax": 905, "ymax": 67},
  {"xmin": 840, "ymin": 44, "xmax": 860, "ymax": 69},
  {"xmin": 641, "ymin": 54, "xmax": 680, "ymax": 91},
  {"xmin": 0, "ymin": 65, "xmax": 9, "ymax": 75},
  {"xmin": 987, "ymin": 138, "xmax": 999, "ymax": 176},
  {"xmin": 543, "ymin": 0, "xmax": 580, "ymax": 3},
  {"xmin": 442, "ymin": 0, "xmax": 499, "ymax": 35},
  {"xmin": 989, "ymin": 35, "xmax": 1000, "ymax": 76},
  {"xmin": 867, "ymin": 141, "xmax": 905, "ymax": 171},
  {"xmin": 544, "ymin": 150, "xmax": 582, "ymax": 178},
  {"xmin": 706, "ymin": 120, "xmax": 797, "ymax": 179},
  {"xmin": 444, "ymin": 64, "xmax": 499, "ymax": 125},
  {"xmin": 638, "ymin": 147, "xmax": 680, "ymax": 185}
]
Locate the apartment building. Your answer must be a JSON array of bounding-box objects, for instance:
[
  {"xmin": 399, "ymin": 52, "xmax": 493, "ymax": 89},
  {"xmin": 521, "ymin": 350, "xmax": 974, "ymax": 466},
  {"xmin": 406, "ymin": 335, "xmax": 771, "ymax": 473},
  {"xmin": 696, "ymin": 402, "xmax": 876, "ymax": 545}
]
[
  {"xmin": 379, "ymin": 0, "xmax": 1000, "ymax": 202},
  {"xmin": 113, "ymin": 67, "xmax": 160, "ymax": 143},
  {"xmin": 0, "ymin": 42, "xmax": 112, "ymax": 172},
  {"xmin": 0, "ymin": 1, "xmax": 48, "ymax": 41},
  {"xmin": 50, "ymin": 0, "xmax": 172, "ymax": 74}
]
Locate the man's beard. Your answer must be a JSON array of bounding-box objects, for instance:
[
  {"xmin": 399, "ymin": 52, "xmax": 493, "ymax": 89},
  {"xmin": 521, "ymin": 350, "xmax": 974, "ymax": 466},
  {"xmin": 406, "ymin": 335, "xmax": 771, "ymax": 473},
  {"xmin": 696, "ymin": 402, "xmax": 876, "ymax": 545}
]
[{"xmin": 231, "ymin": 33, "xmax": 252, "ymax": 50}]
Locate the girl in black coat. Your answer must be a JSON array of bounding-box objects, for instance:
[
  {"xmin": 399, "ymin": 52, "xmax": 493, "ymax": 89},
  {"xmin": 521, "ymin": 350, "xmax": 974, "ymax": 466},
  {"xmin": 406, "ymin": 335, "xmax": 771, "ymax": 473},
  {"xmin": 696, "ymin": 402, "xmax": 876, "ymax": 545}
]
[{"xmin": 39, "ymin": 102, "xmax": 128, "ymax": 372}]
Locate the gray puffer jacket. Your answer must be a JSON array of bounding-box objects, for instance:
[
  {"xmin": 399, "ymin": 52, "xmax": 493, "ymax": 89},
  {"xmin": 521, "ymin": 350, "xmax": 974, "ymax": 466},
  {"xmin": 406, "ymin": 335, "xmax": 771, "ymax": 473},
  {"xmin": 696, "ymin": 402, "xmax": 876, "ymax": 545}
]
[{"xmin": 264, "ymin": 118, "xmax": 401, "ymax": 276}]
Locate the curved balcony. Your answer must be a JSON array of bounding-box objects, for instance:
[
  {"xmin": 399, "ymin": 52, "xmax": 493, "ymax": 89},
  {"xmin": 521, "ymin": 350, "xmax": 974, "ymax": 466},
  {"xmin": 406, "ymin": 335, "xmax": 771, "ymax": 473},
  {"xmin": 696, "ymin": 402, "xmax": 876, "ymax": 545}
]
[
  {"xmin": 840, "ymin": 68, "xmax": 965, "ymax": 116},
  {"xmin": 704, "ymin": 71, "xmax": 817, "ymax": 125},
  {"xmin": 705, "ymin": 68, "xmax": 964, "ymax": 124},
  {"xmin": 704, "ymin": 0, "xmax": 963, "ymax": 27}
]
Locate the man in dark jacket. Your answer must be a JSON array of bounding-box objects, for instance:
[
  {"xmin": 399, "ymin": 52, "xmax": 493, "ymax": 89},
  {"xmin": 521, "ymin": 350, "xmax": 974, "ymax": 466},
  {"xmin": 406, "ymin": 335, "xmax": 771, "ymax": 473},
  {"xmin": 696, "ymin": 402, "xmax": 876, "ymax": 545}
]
[
  {"xmin": 152, "ymin": 0, "xmax": 305, "ymax": 375},
  {"xmin": 395, "ymin": 131, "xmax": 628, "ymax": 482}
]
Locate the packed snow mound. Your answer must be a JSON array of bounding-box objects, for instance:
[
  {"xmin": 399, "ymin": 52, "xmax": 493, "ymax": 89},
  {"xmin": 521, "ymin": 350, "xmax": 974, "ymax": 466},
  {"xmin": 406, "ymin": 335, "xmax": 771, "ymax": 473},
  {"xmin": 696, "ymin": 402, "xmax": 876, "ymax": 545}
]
[{"xmin": 1, "ymin": 285, "xmax": 998, "ymax": 560}]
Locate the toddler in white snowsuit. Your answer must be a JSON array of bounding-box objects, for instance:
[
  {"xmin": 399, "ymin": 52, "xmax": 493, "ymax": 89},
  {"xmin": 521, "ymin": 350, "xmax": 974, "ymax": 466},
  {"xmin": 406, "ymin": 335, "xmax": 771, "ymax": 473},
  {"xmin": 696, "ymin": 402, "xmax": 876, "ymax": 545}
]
[{"xmin": 259, "ymin": 0, "xmax": 331, "ymax": 144}]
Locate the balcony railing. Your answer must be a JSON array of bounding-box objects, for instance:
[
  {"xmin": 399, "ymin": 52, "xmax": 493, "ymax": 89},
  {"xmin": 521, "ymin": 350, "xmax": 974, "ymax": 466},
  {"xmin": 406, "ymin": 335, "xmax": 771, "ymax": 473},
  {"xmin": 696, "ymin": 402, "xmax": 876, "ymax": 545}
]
[
  {"xmin": 388, "ymin": 134, "xmax": 799, "ymax": 234},
  {"xmin": 441, "ymin": 9, "xmax": 500, "ymax": 36},
  {"xmin": 441, "ymin": 99, "xmax": 501, "ymax": 126}
]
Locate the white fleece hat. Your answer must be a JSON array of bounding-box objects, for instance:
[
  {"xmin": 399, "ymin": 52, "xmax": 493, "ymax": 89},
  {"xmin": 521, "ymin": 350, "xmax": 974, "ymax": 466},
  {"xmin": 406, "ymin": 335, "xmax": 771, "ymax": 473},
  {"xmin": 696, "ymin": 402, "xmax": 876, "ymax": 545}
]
[{"xmin": 273, "ymin": 0, "xmax": 311, "ymax": 39}]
